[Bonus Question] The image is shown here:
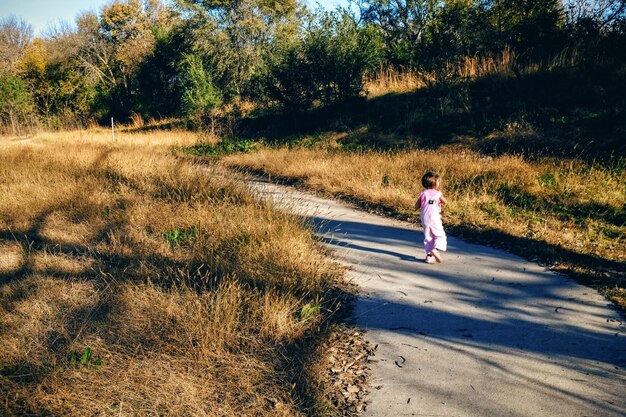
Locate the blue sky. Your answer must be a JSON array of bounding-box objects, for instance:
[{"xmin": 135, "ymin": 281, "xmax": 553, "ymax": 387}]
[{"xmin": 0, "ymin": 0, "xmax": 348, "ymax": 37}]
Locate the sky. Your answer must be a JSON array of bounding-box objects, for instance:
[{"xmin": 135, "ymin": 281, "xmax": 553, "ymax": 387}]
[{"xmin": 0, "ymin": 0, "xmax": 348, "ymax": 37}]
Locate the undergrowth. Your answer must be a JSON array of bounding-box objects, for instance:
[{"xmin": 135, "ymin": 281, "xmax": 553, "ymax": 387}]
[
  {"xmin": 0, "ymin": 129, "xmax": 344, "ymax": 416},
  {"xmin": 182, "ymin": 138, "xmax": 259, "ymax": 156}
]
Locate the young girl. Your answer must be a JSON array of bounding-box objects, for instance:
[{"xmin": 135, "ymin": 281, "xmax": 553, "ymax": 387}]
[{"xmin": 415, "ymin": 171, "xmax": 447, "ymax": 263}]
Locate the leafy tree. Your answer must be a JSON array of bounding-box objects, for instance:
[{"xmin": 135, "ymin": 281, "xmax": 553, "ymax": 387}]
[
  {"xmin": 307, "ymin": 12, "xmax": 384, "ymax": 103},
  {"xmin": 135, "ymin": 23, "xmax": 186, "ymax": 118},
  {"xmin": 354, "ymin": 0, "xmax": 440, "ymax": 66},
  {"xmin": 487, "ymin": 0, "xmax": 566, "ymax": 50},
  {"xmin": 20, "ymin": 26, "xmax": 101, "ymax": 128},
  {"xmin": 0, "ymin": 74, "xmax": 35, "ymax": 134},
  {"xmin": 175, "ymin": 0, "xmax": 304, "ymax": 100},
  {"xmin": 264, "ymin": 37, "xmax": 314, "ymax": 109},
  {"xmin": 420, "ymin": 0, "xmax": 492, "ymax": 68},
  {"xmin": 61, "ymin": 1, "xmax": 168, "ymax": 120},
  {"xmin": 267, "ymin": 11, "xmax": 384, "ymax": 108},
  {"xmin": 179, "ymin": 53, "xmax": 222, "ymax": 118}
]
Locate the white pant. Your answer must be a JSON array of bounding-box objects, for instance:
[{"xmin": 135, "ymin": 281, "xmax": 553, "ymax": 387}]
[{"xmin": 423, "ymin": 219, "xmax": 447, "ymax": 254}]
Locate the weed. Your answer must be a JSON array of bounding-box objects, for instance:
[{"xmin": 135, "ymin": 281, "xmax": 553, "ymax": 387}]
[
  {"xmin": 68, "ymin": 347, "xmax": 103, "ymax": 369},
  {"xmin": 163, "ymin": 226, "xmax": 197, "ymax": 246},
  {"xmin": 288, "ymin": 135, "xmax": 323, "ymax": 149},
  {"xmin": 539, "ymin": 172, "xmax": 556, "ymax": 188},
  {"xmin": 479, "ymin": 200, "xmax": 501, "ymax": 220},
  {"xmin": 300, "ymin": 303, "xmax": 321, "ymax": 321},
  {"xmin": 381, "ymin": 174, "xmax": 390, "ymax": 187}
]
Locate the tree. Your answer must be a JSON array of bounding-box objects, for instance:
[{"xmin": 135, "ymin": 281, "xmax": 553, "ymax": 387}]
[
  {"xmin": 175, "ymin": 0, "xmax": 304, "ymax": 100},
  {"xmin": 267, "ymin": 11, "xmax": 384, "ymax": 108},
  {"xmin": 135, "ymin": 23, "xmax": 186, "ymax": 118},
  {"xmin": 179, "ymin": 53, "xmax": 222, "ymax": 119},
  {"xmin": 420, "ymin": 0, "xmax": 491, "ymax": 67},
  {"xmin": 0, "ymin": 16, "xmax": 33, "ymax": 76},
  {"xmin": 353, "ymin": 0, "xmax": 441, "ymax": 66},
  {"xmin": 487, "ymin": 0, "xmax": 565, "ymax": 50},
  {"xmin": 61, "ymin": 1, "xmax": 169, "ymax": 119},
  {"xmin": 0, "ymin": 74, "xmax": 35, "ymax": 135},
  {"xmin": 564, "ymin": 0, "xmax": 626, "ymax": 29}
]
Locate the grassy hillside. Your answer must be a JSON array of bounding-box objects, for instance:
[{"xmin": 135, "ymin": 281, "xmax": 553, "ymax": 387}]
[
  {"xmin": 0, "ymin": 130, "xmax": 346, "ymax": 416},
  {"xmin": 215, "ymin": 60, "xmax": 626, "ymax": 308},
  {"xmin": 240, "ymin": 62, "xmax": 626, "ymax": 159}
]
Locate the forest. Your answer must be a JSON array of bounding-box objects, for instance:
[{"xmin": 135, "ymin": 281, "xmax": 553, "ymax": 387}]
[{"xmin": 1, "ymin": 0, "xmax": 625, "ymax": 141}]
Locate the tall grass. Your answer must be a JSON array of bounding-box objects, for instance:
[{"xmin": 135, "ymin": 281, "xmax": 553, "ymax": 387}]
[
  {"xmin": 0, "ymin": 129, "xmax": 342, "ymax": 415},
  {"xmin": 224, "ymin": 145, "xmax": 625, "ymax": 305},
  {"xmin": 366, "ymin": 46, "xmax": 589, "ymax": 97}
]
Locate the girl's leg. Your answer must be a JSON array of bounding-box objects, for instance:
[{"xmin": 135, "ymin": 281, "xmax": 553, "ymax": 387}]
[
  {"xmin": 423, "ymin": 226, "xmax": 435, "ymax": 254},
  {"xmin": 430, "ymin": 221, "xmax": 447, "ymax": 252}
]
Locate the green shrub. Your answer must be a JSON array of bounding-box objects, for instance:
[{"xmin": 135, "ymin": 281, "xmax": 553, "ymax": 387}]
[
  {"xmin": 267, "ymin": 11, "xmax": 384, "ymax": 109},
  {"xmin": 182, "ymin": 138, "xmax": 259, "ymax": 156},
  {"xmin": 0, "ymin": 75, "xmax": 36, "ymax": 135},
  {"xmin": 163, "ymin": 226, "xmax": 197, "ymax": 246},
  {"xmin": 179, "ymin": 54, "xmax": 222, "ymax": 119}
]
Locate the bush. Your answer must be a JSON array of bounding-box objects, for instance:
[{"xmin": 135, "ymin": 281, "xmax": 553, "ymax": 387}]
[
  {"xmin": 267, "ymin": 11, "xmax": 384, "ymax": 109},
  {"xmin": 179, "ymin": 53, "xmax": 222, "ymax": 120},
  {"xmin": 0, "ymin": 74, "xmax": 36, "ymax": 135}
]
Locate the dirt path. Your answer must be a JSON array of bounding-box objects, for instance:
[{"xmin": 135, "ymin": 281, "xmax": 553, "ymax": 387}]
[{"xmin": 247, "ymin": 177, "xmax": 626, "ymax": 417}]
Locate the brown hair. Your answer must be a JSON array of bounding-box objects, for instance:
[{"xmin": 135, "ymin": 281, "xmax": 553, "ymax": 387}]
[{"xmin": 421, "ymin": 171, "xmax": 439, "ymax": 189}]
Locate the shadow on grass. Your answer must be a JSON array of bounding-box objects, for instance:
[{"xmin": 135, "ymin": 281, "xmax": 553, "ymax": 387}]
[
  {"xmin": 239, "ymin": 66, "xmax": 626, "ymax": 159},
  {"xmin": 0, "ymin": 151, "xmax": 354, "ymax": 417}
]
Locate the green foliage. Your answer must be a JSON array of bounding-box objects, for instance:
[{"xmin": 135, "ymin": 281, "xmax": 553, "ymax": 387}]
[
  {"xmin": 176, "ymin": 0, "xmax": 303, "ymax": 101},
  {"xmin": 135, "ymin": 25, "xmax": 184, "ymax": 118},
  {"xmin": 359, "ymin": 0, "xmax": 570, "ymax": 69},
  {"xmin": 163, "ymin": 225, "xmax": 198, "ymax": 246},
  {"xmin": 268, "ymin": 11, "xmax": 384, "ymax": 108},
  {"xmin": 420, "ymin": 0, "xmax": 491, "ymax": 69},
  {"xmin": 489, "ymin": 0, "xmax": 565, "ymax": 49},
  {"xmin": 539, "ymin": 172, "xmax": 557, "ymax": 188},
  {"xmin": 7, "ymin": 0, "xmax": 626, "ymax": 129},
  {"xmin": 307, "ymin": 13, "xmax": 384, "ymax": 103},
  {"xmin": 0, "ymin": 74, "xmax": 35, "ymax": 134},
  {"xmin": 179, "ymin": 53, "xmax": 222, "ymax": 118},
  {"xmin": 300, "ymin": 302, "xmax": 320, "ymax": 321},
  {"xmin": 68, "ymin": 347, "xmax": 103, "ymax": 369},
  {"xmin": 182, "ymin": 138, "xmax": 258, "ymax": 156}
]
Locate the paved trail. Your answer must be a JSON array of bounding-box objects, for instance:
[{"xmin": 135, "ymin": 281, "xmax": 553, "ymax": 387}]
[{"xmin": 248, "ymin": 178, "xmax": 626, "ymax": 417}]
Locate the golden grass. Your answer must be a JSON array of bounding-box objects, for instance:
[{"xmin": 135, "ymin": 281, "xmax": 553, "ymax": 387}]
[
  {"xmin": 223, "ymin": 144, "xmax": 625, "ymax": 301},
  {"xmin": 0, "ymin": 129, "xmax": 342, "ymax": 416},
  {"xmin": 366, "ymin": 46, "xmax": 584, "ymax": 97}
]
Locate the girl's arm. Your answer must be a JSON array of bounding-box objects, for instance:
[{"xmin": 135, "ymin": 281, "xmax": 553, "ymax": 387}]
[
  {"xmin": 440, "ymin": 195, "xmax": 447, "ymax": 205},
  {"xmin": 415, "ymin": 192, "xmax": 423, "ymax": 210}
]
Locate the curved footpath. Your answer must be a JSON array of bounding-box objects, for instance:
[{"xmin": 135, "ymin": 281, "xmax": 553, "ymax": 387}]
[{"xmin": 247, "ymin": 178, "xmax": 626, "ymax": 417}]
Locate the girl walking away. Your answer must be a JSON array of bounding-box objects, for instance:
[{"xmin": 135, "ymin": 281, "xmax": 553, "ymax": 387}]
[{"xmin": 415, "ymin": 171, "xmax": 447, "ymax": 263}]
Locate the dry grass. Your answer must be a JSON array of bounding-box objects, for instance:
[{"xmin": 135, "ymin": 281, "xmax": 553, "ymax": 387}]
[
  {"xmin": 0, "ymin": 129, "xmax": 343, "ymax": 416},
  {"xmin": 223, "ymin": 145, "xmax": 626, "ymax": 304},
  {"xmin": 366, "ymin": 46, "xmax": 585, "ymax": 97}
]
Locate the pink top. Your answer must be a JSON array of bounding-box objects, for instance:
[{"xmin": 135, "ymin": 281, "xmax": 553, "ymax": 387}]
[{"xmin": 418, "ymin": 189, "xmax": 443, "ymax": 224}]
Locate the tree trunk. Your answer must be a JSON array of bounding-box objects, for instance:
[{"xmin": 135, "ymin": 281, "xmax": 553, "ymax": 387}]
[{"xmin": 9, "ymin": 110, "xmax": 16, "ymax": 136}]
